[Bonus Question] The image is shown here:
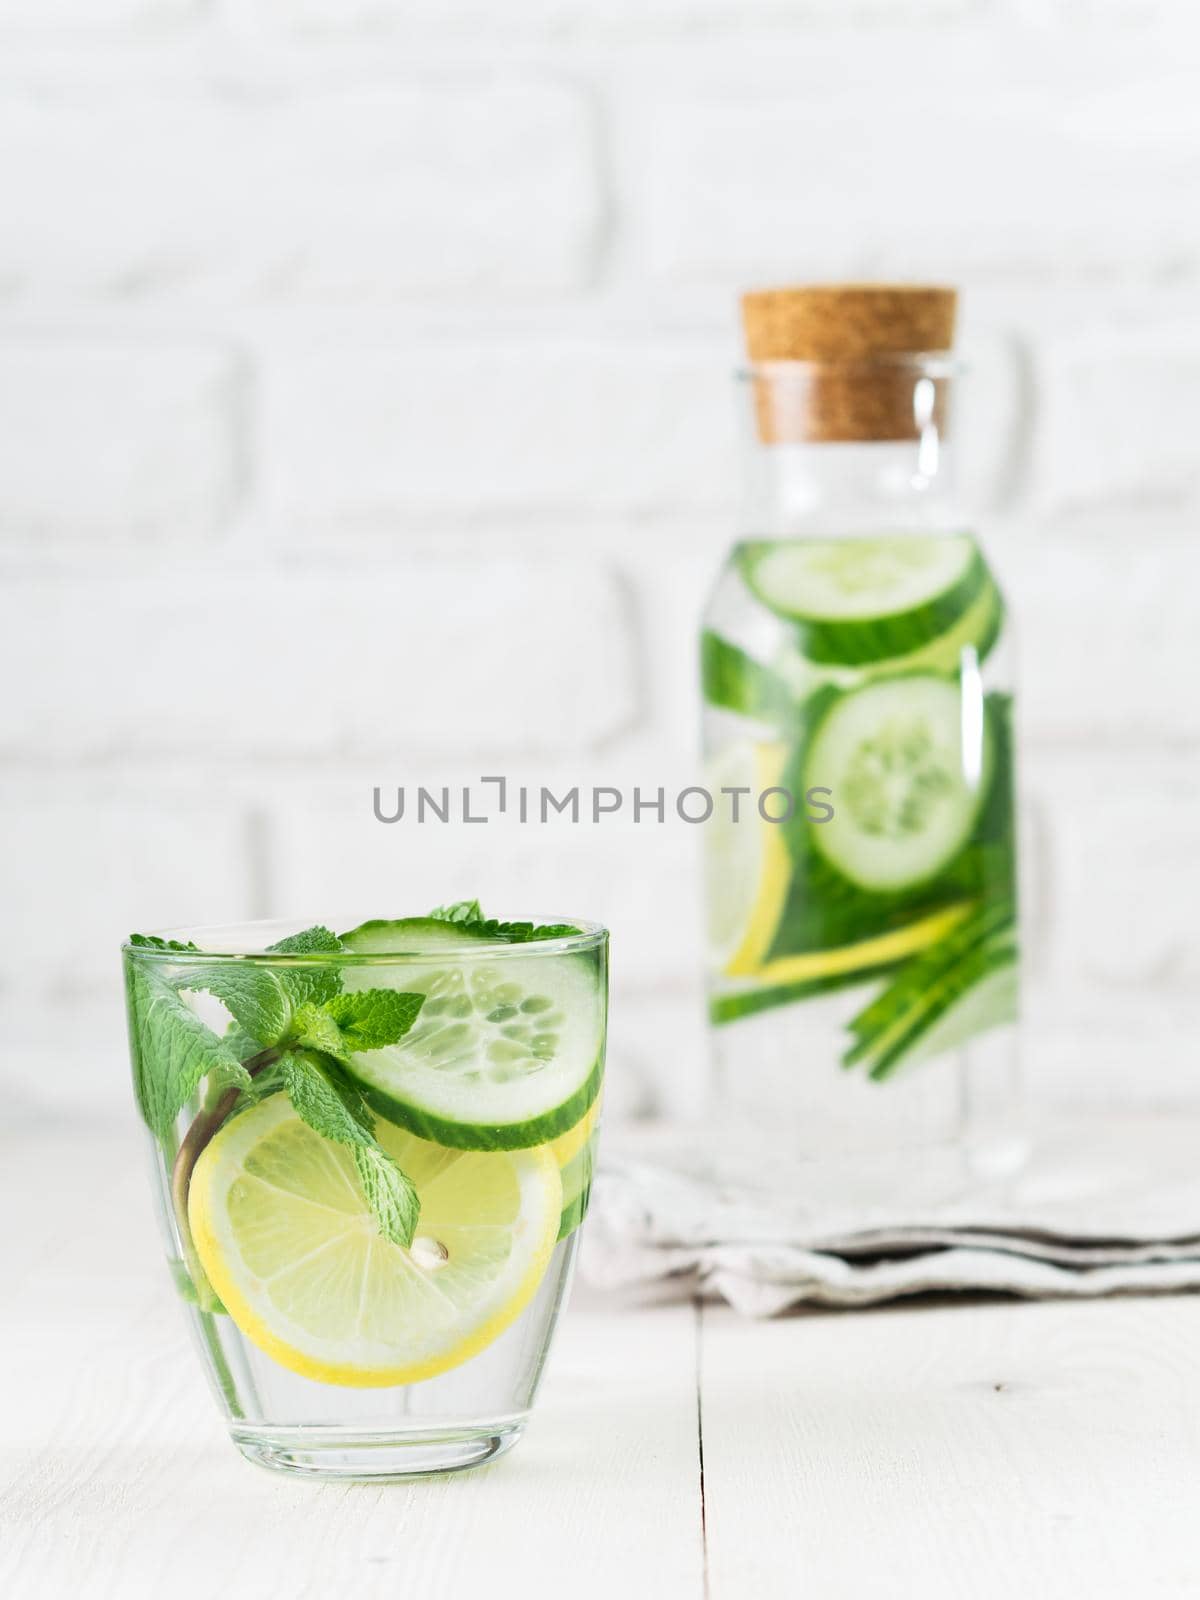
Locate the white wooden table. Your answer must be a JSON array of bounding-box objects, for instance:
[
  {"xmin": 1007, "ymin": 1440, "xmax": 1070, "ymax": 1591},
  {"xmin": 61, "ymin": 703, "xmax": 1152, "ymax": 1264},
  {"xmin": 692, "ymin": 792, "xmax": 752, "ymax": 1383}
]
[{"xmin": 4, "ymin": 1123, "xmax": 1199, "ymax": 1600}]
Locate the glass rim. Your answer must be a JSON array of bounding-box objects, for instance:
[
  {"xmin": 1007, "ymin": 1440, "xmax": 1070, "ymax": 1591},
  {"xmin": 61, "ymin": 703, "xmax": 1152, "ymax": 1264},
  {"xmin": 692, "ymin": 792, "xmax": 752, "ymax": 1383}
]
[
  {"xmin": 736, "ymin": 352, "xmax": 963, "ymax": 381},
  {"xmin": 121, "ymin": 914, "xmax": 609, "ymax": 966}
]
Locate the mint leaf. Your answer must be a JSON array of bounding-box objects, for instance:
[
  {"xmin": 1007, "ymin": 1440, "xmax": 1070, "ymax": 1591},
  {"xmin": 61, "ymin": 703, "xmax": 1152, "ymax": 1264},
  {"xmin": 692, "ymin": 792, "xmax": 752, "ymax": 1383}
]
[
  {"xmin": 323, "ymin": 989, "xmax": 425, "ymax": 1051},
  {"xmin": 289, "ymin": 1001, "xmax": 351, "ymax": 1062},
  {"xmin": 268, "ymin": 925, "xmax": 344, "ymax": 1009},
  {"xmin": 125, "ymin": 960, "xmax": 244, "ymax": 1138},
  {"xmin": 281, "ymin": 1050, "xmax": 370, "ymax": 1145},
  {"xmin": 222, "ymin": 1024, "xmax": 265, "ymax": 1060},
  {"xmin": 234, "ymin": 1056, "xmax": 288, "ymax": 1108},
  {"xmin": 430, "ymin": 900, "xmax": 483, "ymax": 924},
  {"xmin": 280, "ymin": 1051, "xmax": 420, "ymax": 1247},
  {"xmin": 353, "ymin": 1145, "xmax": 421, "ymax": 1250},
  {"xmin": 427, "ymin": 906, "xmax": 580, "ymax": 944},
  {"xmin": 205, "ymin": 1055, "xmax": 255, "ymax": 1100},
  {"xmin": 289, "ymin": 990, "xmax": 424, "ymax": 1061},
  {"xmin": 176, "ymin": 965, "xmax": 292, "ymax": 1049},
  {"xmin": 129, "ymin": 933, "xmax": 200, "ymax": 952},
  {"xmin": 270, "ymin": 925, "xmax": 344, "ymax": 956},
  {"xmin": 324, "ymin": 1066, "xmax": 373, "ymax": 1126},
  {"xmin": 461, "ymin": 919, "xmax": 580, "ymax": 944}
]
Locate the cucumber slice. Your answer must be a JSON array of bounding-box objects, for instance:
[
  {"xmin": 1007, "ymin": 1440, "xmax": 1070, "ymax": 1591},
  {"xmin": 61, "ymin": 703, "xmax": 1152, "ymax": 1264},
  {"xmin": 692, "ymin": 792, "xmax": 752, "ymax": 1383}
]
[
  {"xmin": 845, "ymin": 899, "xmax": 1015, "ymax": 1047},
  {"xmin": 340, "ymin": 947, "xmax": 605, "ymax": 1151},
  {"xmin": 877, "ymin": 577, "xmax": 1005, "ymax": 678},
  {"xmin": 340, "ymin": 917, "xmax": 494, "ymax": 954},
  {"xmin": 804, "ymin": 675, "xmax": 992, "ymax": 893},
  {"xmin": 742, "ymin": 535, "xmax": 985, "ymax": 665},
  {"xmin": 701, "ymin": 630, "xmax": 797, "ymax": 725},
  {"xmin": 865, "ymin": 943, "xmax": 1018, "ymax": 1081},
  {"xmin": 557, "ymin": 1134, "xmax": 597, "ymax": 1242},
  {"xmin": 896, "ymin": 956, "xmax": 1018, "ymax": 1074},
  {"xmin": 709, "ymin": 961, "xmax": 900, "ymax": 1026}
]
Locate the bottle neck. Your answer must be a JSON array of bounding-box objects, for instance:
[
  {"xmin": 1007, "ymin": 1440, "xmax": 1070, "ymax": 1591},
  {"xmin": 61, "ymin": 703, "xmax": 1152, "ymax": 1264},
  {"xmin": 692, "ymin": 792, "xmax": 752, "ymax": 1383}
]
[
  {"xmin": 742, "ymin": 438, "xmax": 957, "ymax": 537},
  {"xmin": 738, "ymin": 359, "xmax": 960, "ymax": 538}
]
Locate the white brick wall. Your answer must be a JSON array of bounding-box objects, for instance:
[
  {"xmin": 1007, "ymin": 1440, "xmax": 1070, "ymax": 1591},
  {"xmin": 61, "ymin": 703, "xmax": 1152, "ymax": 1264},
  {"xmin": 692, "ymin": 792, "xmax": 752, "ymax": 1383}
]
[
  {"xmin": 261, "ymin": 343, "xmax": 735, "ymax": 524},
  {"xmin": 0, "ymin": 0, "xmax": 197, "ymax": 24},
  {"xmin": 644, "ymin": 24, "xmax": 1200, "ymax": 284},
  {"xmin": 1034, "ymin": 327, "xmax": 1200, "ymax": 518},
  {"xmin": 1002, "ymin": 534, "xmax": 1200, "ymax": 744},
  {"xmin": 0, "ymin": 791, "xmax": 257, "ymax": 1118},
  {"xmin": 0, "ymin": 343, "xmax": 240, "ymax": 539},
  {"xmin": 2, "ymin": 6, "xmax": 1199, "ymax": 1124},
  {"xmin": 0, "ymin": 85, "xmax": 598, "ymax": 301},
  {"xmin": 0, "ymin": 558, "xmax": 638, "ymax": 760}
]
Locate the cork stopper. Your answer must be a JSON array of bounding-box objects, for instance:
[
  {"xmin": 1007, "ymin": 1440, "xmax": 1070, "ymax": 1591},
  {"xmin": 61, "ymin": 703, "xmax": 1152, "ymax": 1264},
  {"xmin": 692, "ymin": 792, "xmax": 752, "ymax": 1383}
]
[{"xmin": 741, "ymin": 284, "xmax": 958, "ymax": 443}]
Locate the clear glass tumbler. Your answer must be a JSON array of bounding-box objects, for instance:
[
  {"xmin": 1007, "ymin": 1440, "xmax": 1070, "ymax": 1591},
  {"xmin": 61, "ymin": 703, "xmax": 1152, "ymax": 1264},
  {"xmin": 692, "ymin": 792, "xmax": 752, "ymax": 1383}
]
[{"xmin": 123, "ymin": 915, "xmax": 608, "ymax": 1480}]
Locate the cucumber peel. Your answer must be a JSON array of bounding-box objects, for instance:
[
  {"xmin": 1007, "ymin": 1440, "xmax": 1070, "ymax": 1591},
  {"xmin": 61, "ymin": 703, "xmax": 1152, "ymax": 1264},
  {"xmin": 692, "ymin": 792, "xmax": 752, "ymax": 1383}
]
[
  {"xmin": 357, "ymin": 1052, "xmax": 604, "ymax": 1153},
  {"xmin": 741, "ymin": 535, "xmax": 987, "ymax": 666},
  {"xmin": 701, "ymin": 629, "xmax": 799, "ymax": 727},
  {"xmin": 338, "ymin": 930, "xmax": 607, "ymax": 1152},
  {"xmin": 842, "ymin": 901, "xmax": 1018, "ymax": 1079},
  {"xmin": 557, "ymin": 1133, "xmax": 597, "ymax": 1242},
  {"xmin": 341, "ymin": 918, "xmax": 496, "ymax": 954}
]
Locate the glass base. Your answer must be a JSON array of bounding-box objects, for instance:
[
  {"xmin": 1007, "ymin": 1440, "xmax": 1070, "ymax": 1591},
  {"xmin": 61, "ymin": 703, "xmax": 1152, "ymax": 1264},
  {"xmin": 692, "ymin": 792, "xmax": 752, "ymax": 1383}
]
[{"xmin": 231, "ymin": 1420, "xmax": 526, "ymax": 1481}]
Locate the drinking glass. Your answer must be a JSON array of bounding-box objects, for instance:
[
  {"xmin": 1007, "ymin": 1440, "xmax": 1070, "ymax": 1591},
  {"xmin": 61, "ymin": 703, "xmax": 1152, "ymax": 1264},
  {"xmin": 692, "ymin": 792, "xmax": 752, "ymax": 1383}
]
[{"xmin": 123, "ymin": 916, "xmax": 608, "ymax": 1480}]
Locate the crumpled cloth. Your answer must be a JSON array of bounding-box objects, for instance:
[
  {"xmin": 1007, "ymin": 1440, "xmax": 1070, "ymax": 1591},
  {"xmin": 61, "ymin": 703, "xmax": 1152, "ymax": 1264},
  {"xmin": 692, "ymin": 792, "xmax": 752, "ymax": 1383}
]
[{"xmin": 579, "ymin": 1114, "xmax": 1200, "ymax": 1316}]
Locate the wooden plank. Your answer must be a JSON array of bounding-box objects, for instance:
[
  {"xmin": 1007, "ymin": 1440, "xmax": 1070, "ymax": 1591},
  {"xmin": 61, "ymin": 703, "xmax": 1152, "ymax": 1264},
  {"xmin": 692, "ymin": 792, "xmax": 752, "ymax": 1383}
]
[
  {"xmin": 699, "ymin": 1294, "xmax": 1200, "ymax": 1599},
  {"xmin": 0, "ymin": 1129, "xmax": 705, "ymax": 1600}
]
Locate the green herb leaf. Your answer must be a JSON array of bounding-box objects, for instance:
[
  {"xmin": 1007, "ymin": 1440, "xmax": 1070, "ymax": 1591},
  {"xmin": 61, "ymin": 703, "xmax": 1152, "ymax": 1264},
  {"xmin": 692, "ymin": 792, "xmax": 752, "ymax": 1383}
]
[
  {"xmin": 128, "ymin": 933, "xmax": 200, "ymax": 952},
  {"xmin": 289, "ymin": 990, "xmax": 424, "ymax": 1062},
  {"xmin": 430, "ymin": 900, "xmax": 484, "ymax": 924},
  {"xmin": 204, "ymin": 1055, "xmax": 256, "ymax": 1100},
  {"xmin": 222, "ymin": 1025, "xmax": 266, "ymax": 1061},
  {"xmin": 288, "ymin": 1001, "xmax": 352, "ymax": 1062},
  {"xmin": 323, "ymin": 989, "xmax": 425, "ymax": 1051},
  {"xmin": 236, "ymin": 1057, "xmax": 289, "ymax": 1108},
  {"xmin": 125, "ymin": 960, "xmax": 245, "ymax": 1139},
  {"xmin": 460, "ymin": 919, "xmax": 581, "ymax": 943},
  {"xmin": 281, "ymin": 1049, "xmax": 371, "ymax": 1145},
  {"xmin": 428, "ymin": 907, "xmax": 580, "ymax": 944},
  {"xmin": 270, "ymin": 925, "xmax": 344, "ymax": 956},
  {"xmin": 267, "ymin": 924, "xmax": 344, "ymax": 1009},
  {"xmin": 280, "ymin": 1051, "xmax": 420, "ymax": 1247},
  {"xmin": 325, "ymin": 1067, "xmax": 373, "ymax": 1126},
  {"xmin": 176, "ymin": 965, "xmax": 292, "ymax": 1049},
  {"xmin": 353, "ymin": 1145, "xmax": 421, "ymax": 1251}
]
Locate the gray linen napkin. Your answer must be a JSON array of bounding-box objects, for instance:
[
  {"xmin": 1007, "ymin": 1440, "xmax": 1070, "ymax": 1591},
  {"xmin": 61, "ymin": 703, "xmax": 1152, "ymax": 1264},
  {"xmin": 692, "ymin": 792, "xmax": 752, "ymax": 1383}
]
[{"xmin": 579, "ymin": 1113, "xmax": 1200, "ymax": 1315}]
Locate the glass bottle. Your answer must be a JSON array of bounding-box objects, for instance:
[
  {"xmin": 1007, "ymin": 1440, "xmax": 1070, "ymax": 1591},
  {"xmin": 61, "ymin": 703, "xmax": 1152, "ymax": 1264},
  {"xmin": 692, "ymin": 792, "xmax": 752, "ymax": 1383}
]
[{"xmin": 700, "ymin": 286, "xmax": 1023, "ymax": 1198}]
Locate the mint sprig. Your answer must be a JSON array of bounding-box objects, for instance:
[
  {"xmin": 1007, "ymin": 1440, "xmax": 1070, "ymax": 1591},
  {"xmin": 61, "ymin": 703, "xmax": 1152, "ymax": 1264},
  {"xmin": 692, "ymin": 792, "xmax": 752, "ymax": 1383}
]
[
  {"xmin": 461, "ymin": 919, "xmax": 581, "ymax": 943},
  {"xmin": 354, "ymin": 1146, "xmax": 421, "ymax": 1250},
  {"xmin": 267, "ymin": 924, "xmax": 345, "ymax": 1009},
  {"xmin": 177, "ymin": 966, "xmax": 292, "ymax": 1052},
  {"xmin": 430, "ymin": 900, "xmax": 483, "ymax": 924},
  {"xmin": 127, "ymin": 924, "xmax": 427, "ymax": 1264},
  {"xmin": 428, "ymin": 901, "xmax": 580, "ymax": 943},
  {"xmin": 125, "ymin": 960, "xmax": 249, "ymax": 1139},
  {"xmin": 291, "ymin": 990, "xmax": 426, "ymax": 1060},
  {"xmin": 281, "ymin": 1052, "xmax": 420, "ymax": 1248}
]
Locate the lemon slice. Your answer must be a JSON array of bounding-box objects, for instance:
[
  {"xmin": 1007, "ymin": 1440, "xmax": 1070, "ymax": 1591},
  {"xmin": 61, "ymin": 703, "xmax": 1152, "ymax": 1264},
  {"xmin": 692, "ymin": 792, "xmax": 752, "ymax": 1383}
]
[
  {"xmin": 544, "ymin": 1092, "xmax": 602, "ymax": 1171},
  {"xmin": 545, "ymin": 1094, "xmax": 602, "ymax": 1242},
  {"xmin": 704, "ymin": 740, "xmax": 793, "ymax": 977},
  {"xmin": 188, "ymin": 1095, "xmax": 561, "ymax": 1388}
]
